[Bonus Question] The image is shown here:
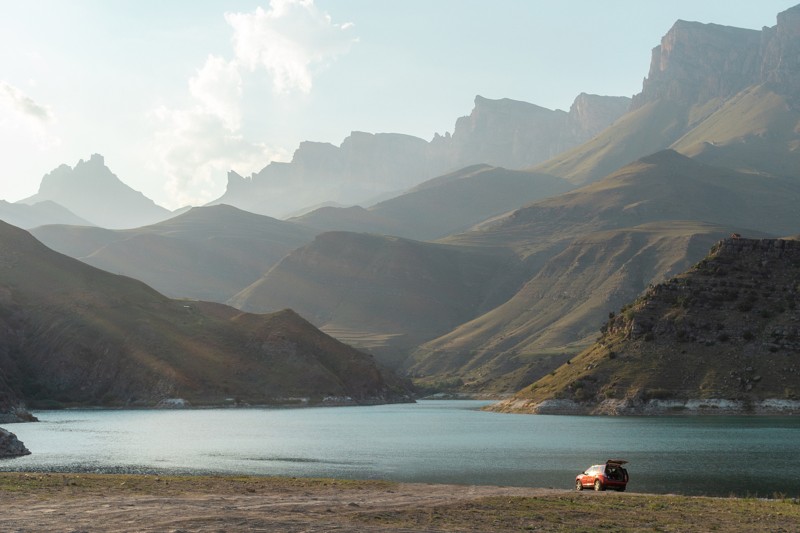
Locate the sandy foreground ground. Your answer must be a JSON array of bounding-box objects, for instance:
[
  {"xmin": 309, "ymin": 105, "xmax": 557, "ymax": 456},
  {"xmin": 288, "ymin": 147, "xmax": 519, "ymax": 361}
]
[
  {"xmin": 1, "ymin": 475, "xmax": 559, "ymax": 532},
  {"xmin": 2, "ymin": 473, "xmax": 799, "ymax": 532}
]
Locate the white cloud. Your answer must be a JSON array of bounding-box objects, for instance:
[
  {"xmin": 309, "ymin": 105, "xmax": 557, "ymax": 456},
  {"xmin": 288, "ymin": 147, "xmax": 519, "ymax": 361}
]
[
  {"xmin": 0, "ymin": 80, "xmax": 60, "ymax": 150},
  {"xmin": 151, "ymin": 106, "xmax": 286, "ymax": 208},
  {"xmin": 0, "ymin": 81, "xmax": 53, "ymax": 123},
  {"xmin": 189, "ymin": 55, "xmax": 243, "ymax": 131},
  {"xmin": 152, "ymin": 0, "xmax": 355, "ymax": 207},
  {"xmin": 225, "ymin": 0, "xmax": 357, "ymax": 94}
]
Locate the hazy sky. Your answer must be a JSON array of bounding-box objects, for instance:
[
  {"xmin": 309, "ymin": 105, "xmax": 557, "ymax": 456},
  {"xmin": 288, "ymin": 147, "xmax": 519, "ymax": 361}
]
[{"xmin": 1, "ymin": 0, "xmax": 796, "ymax": 209}]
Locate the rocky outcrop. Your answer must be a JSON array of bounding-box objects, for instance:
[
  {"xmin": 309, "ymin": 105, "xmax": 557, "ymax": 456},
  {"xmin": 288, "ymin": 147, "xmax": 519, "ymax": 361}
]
[
  {"xmin": 0, "ymin": 427, "xmax": 30, "ymax": 457},
  {"xmin": 633, "ymin": 6, "xmax": 800, "ymax": 110},
  {"xmin": 491, "ymin": 237, "xmax": 800, "ymax": 415},
  {"xmin": 494, "ymin": 397, "xmax": 800, "ymax": 415},
  {"xmin": 212, "ymin": 93, "xmax": 629, "ymax": 218},
  {"xmin": 19, "ymin": 154, "xmax": 172, "ymax": 229},
  {"xmin": 436, "ymin": 94, "xmax": 630, "ymax": 171},
  {"xmin": 632, "ymin": 21, "xmax": 762, "ymax": 109},
  {"xmin": 567, "ymin": 93, "xmax": 630, "ymax": 139},
  {"xmin": 213, "ymin": 133, "xmax": 438, "ymax": 218},
  {"xmin": 761, "ymin": 5, "xmax": 800, "ymax": 103}
]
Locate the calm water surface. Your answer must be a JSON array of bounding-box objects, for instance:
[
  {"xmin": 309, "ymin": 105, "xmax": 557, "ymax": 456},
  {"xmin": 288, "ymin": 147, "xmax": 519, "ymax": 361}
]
[{"xmin": 2, "ymin": 400, "xmax": 799, "ymax": 497}]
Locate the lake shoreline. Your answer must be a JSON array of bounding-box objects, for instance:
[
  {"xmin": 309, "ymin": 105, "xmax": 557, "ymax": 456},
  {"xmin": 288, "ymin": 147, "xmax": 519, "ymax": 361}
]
[
  {"xmin": 1, "ymin": 472, "xmax": 798, "ymax": 532},
  {"xmin": 491, "ymin": 397, "xmax": 800, "ymax": 416}
]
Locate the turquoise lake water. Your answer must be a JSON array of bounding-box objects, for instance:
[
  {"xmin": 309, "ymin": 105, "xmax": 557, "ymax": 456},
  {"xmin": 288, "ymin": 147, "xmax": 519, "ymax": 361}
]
[{"xmin": 2, "ymin": 400, "xmax": 799, "ymax": 497}]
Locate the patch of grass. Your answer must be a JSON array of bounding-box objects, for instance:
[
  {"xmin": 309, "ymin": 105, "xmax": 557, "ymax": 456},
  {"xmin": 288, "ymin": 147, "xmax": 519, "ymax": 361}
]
[
  {"xmin": 355, "ymin": 493, "xmax": 800, "ymax": 532},
  {"xmin": 0, "ymin": 472, "xmax": 394, "ymax": 499}
]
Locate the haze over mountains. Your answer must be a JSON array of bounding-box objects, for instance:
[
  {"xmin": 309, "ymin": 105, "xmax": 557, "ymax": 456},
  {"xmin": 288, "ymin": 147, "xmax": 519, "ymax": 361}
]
[
  {"xmin": 537, "ymin": 7, "xmax": 800, "ymax": 185},
  {"xmin": 291, "ymin": 165, "xmax": 573, "ymax": 241},
  {"xmin": 2, "ymin": 4, "xmax": 800, "ymax": 409},
  {"xmin": 211, "ymin": 93, "xmax": 629, "ymax": 218},
  {"xmin": 0, "ymin": 220, "xmax": 408, "ymax": 418},
  {"xmin": 32, "ymin": 205, "xmax": 316, "ymax": 302},
  {"xmin": 19, "ymin": 154, "xmax": 174, "ymax": 229}
]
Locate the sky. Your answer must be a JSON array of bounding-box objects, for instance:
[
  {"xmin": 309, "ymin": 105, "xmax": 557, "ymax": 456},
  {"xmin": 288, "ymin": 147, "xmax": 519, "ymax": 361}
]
[{"xmin": 1, "ymin": 0, "xmax": 797, "ymax": 209}]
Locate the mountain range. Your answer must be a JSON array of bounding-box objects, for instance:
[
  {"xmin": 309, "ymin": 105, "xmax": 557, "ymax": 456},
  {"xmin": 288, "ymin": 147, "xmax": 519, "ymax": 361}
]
[
  {"xmin": 0, "ymin": 200, "xmax": 91, "ymax": 230},
  {"xmin": 211, "ymin": 93, "xmax": 629, "ymax": 218},
  {"xmin": 290, "ymin": 164, "xmax": 573, "ymax": 241},
  {"xmin": 4, "ymin": 4, "xmax": 800, "ymax": 407},
  {"xmin": 535, "ymin": 8, "xmax": 800, "ymax": 185},
  {"xmin": 0, "ymin": 220, "xmax": 410, "ymax": 418},
  {"xmin": 31, "ymin": 205, "xmax": 316, "ymax": 303}
]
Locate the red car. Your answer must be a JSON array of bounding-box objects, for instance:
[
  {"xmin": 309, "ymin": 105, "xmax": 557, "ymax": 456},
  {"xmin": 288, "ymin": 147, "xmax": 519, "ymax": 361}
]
[{"xmin": 575, "ymin": 459, "xmax": 629, "ymax": 491}]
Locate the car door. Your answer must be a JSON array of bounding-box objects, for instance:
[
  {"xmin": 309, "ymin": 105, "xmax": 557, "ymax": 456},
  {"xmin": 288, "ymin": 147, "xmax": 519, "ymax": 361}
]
[{"xmin": 582, "ymin": 466, "xmax": 595, "ymax": 486}]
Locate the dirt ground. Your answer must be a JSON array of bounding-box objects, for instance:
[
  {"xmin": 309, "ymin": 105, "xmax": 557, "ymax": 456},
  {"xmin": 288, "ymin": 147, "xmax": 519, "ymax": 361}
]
[{"xmin": 1, "ymin": 473, "xmax": 798, "ymax": 532}]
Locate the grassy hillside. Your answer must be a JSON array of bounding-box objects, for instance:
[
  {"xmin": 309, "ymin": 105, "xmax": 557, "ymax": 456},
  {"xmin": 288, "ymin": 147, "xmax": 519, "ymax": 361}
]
[
  {"xmin": 293, "ymin": 165, "xmax": 572, "ymax": 241},
  {"xmin": 532, "ymin": 85, "xmax": 800, "ymax": 190},
  {"xmin": 230, "ymin": 231, "xmax": 524, "ymax": 367},
  {"xmin": 31, "ymin": 205, "xmax": 316, "ymax": 302},
  {"xmin": 415, "ymin": 152, "xmax": 798, "ymax": 391},
  {"xmin": 409, "ymin": 222, "xmax": 736, "ymax": 393},
  {"xmin": 674, "ymin": 85, "xmax": 800, "ymax": 177},
  {"xmin": 493, "ymin": 237, "xmax": 800, "ymax": 414},
  {"xmin": 531, "ymin": 99, "xmax": 692, "ymax": 185},
  {"xmin": 0, "ymin": 221, "xmax": 410, "ymax": 411},
  {"xmin": 0, "ymin": 200, "xmax": 91, "ymax": 230},
  {"xmin": 449, "ymin": 150, "xmax": 800, "ymax": 256}
]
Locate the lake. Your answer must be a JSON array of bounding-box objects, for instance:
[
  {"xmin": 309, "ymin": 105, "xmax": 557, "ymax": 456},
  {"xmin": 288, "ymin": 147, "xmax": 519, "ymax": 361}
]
[{"xmin": 2, "ymin": 400, "xmax": 799, "ymax": 497}]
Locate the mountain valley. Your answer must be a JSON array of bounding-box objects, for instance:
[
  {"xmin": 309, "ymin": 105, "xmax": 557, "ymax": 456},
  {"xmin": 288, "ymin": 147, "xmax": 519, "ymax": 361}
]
[
  {"xmin": 3, "ymin": 4, "xmax": 800, "ymax": 412},
  {"xmin": 0, "ymin": 220, "xmax": 410, "ymax": 417}
]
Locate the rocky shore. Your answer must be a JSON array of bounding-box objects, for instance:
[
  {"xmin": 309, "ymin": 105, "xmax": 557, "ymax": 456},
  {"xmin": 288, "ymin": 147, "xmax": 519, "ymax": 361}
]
[
  {"xmin": 493, "ymin": 397, "xmax": 800, "ymax": 415},
  {"xmin": 0, "ymin": 427, "xmax": 31, "ymax": 457}
]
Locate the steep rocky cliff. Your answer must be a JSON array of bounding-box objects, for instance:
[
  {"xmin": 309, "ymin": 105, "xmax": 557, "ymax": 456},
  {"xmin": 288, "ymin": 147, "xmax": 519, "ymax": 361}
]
[
  {"xmin": 631, "ymin": 21, "xmax": 762, "ymax": 109},
  {"xmin": 633, "ymin": 6, "xmax": 800, "ymax": 110},
  {"xmin": 493, "ymin": 237, "xmax": 800, "ymax": 415},
  {"xmin": 536, "ymin": 4, "xmax": 800, "ymax": 185},
  {"xmin": 761, "ymin": 4, "xmax": 800, "ymax": 103},
  {"xmin": 433, "ymin": 94, "xmax": 630, "ymax": 171},
  {"xmin": 211, "ymin": 94, "xmax": 629, "ymax": 217}
]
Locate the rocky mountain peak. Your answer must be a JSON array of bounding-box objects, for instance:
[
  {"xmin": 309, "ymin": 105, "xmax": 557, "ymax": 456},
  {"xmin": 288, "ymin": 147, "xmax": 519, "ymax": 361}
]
[
  {"xmin": 777, "ymin": 4, "xmax": 800, "ymax": 37},
  {"xmin": 761, "ymin": 4, "xmax": 800, "ymax": 101},
  {"xmin": 632, "ymin": 20, "xmax": 761, "ymax": 109},
  {"xmin": 22, "ymin": 155, "xmax": 171, "ymax": 229},
  {"xmin": 567, "ymin": 93, "xmax": 631, "ymax": 137}
]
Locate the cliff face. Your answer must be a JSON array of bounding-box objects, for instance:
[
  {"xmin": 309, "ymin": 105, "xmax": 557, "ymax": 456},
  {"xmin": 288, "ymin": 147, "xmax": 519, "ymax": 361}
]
[
  {"xmin": 493, "ymin": 237, "xmax": 800, "ymax": 415},
  {"xmin": 761, "ymin": 5, "xmax": 800, "ymax": 101},
  {"xmin": 567, "ymin": 93, "xmax": 631, "ymax": 139},
  {"xmin": 212, "ymin": 93, "xmax": 629, "ymax": 217},
  {"xmin": 633, "ymin": 6, "xmax": 800, "ymax": 110},
  {"xmin": 632, "ymin": 21, "xmax": 762, "ymax": 109},
  {"xmin": 438, "ymin": 94, "xmax": 630, "ymax": 170}
]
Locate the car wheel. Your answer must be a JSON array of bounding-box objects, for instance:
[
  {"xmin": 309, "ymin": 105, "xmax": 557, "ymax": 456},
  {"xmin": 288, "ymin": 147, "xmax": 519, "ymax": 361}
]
[
  {"xmin": 594, "ymin": 479, "xmax": 604, "ymax": 491},
  {"xmin": 576, "ymin": 479, "xmax": 583, "ymax": 491}
]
